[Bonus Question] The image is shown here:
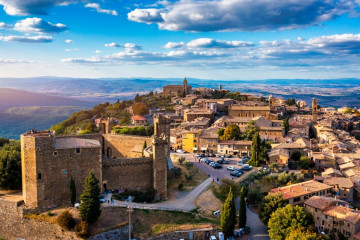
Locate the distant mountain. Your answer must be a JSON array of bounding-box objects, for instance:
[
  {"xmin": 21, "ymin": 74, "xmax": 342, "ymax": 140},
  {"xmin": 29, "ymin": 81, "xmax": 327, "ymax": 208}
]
[
  {"xmin": 5, "ymin": 106, "xmax": 88, "ymax": 116},
  {"xmin": 0, "ymin": 88, "xmax": 93, "ymax": 112}
]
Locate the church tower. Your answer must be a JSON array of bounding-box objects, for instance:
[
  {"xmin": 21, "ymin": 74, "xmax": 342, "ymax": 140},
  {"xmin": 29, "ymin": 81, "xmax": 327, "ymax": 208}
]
[
  {"xmin": 312, "ymin": 97, "xmax": 318, "ymax": 123},
  {"xmin": 269, "ymin": 95, "xmax": 274, "ymax": 109},
  {"xmin": 183, "ymin": 77, "xmax": 188, "ymax": 95},
  {"xmin": 219, "ymin": 84, "xmax": 222, "ymax": 91}
]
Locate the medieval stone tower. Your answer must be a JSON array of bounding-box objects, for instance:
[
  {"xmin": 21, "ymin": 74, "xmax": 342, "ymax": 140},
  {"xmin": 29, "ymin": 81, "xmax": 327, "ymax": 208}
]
[
  {"xmin": 100, "ymin": 117, "xmax": 113, "ymax": 134},
  {"xmin": 269, "ymin": 95, "xmax": 274, "ymax": 109},
  {"xmin": 152, "ymin": 114, "xmax": 171, "ymax": 199},
  {"xmin": 219, "ymin": 84, "xmax": 222, "ymax": 91},
  {"xmin": 312, "ymin": 97, "xmax": 319, "ymax": 123},
  {"xmin": 183, "ymin": 77, "xmax": 188, "ymax": 95}
]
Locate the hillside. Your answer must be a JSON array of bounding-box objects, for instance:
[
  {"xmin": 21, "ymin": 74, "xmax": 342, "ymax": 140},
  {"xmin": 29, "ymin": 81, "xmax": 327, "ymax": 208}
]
[
  {"xmin": 0, "ymin": 88, "xmax": 93, "ymax": 112},
  {"xmin": 0, "ymin": 113, "xmax": 69, "ymax": 139},
  {"xmin": 5, "ymin": 106, "xmax": 88, "ymax": 116}
]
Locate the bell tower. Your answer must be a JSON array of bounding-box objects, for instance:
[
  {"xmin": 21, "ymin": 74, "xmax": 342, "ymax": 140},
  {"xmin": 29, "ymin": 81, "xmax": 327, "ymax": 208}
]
[
  {"xmin": 183, "ymin": 77, "xmax": 188, "ymax": 95},
  {"xmin": 312, "ymin": 97, "xmax": 318, "ymax": 123}
]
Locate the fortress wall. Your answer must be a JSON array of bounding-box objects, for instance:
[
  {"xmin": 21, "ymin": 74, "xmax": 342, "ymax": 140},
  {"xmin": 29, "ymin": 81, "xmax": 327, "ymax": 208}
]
[
  {"xmin": 102, "ymin": 158, "xmax": 153, "ymax": 191},
  {"xmin": 103, "ymin": 134, "xmax": 151, "ymax": 158}
]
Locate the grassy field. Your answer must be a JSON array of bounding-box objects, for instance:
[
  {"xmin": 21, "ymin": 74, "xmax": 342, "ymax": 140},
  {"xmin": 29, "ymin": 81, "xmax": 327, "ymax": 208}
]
[{"xmin": 168, "ymin": 155, "xmax": 208, "ymax": 193}]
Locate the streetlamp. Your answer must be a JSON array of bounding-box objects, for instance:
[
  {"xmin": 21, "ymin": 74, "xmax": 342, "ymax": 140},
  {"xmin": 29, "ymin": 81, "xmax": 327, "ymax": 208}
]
[{"xmin": 127, "ymin": 204, "xmax": 133, "ymax": 240}]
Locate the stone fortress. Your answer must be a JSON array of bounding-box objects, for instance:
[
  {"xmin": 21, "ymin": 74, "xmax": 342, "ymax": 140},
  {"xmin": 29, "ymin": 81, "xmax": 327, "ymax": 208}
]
[{"xmin": 21, "ymin": 114, "xmax": 171, "ymax": 209}]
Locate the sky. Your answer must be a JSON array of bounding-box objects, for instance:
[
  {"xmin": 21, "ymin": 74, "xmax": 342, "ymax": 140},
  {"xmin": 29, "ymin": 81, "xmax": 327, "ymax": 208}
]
[{"xmin": 0, "ymin": 0, "xmax": 360, "ymax": 80}]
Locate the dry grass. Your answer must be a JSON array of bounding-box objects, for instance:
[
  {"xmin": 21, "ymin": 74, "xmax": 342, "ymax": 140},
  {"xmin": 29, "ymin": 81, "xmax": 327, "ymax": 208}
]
[
  {"xmin": 195, "ymin": 185, "xmax": 222, "ymax": 217},
  {"xmin": 168, "ymin": 155, "xmax": 208, "ymax": 193}
]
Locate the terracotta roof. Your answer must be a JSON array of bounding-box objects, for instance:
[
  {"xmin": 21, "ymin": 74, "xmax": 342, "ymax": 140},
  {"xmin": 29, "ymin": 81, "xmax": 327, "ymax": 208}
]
[
  {"xmin": 323, "ymin": 177, "xmax": 354, "ymax": 189},
  {"xmin": 322, "ymin": 168, "xmax": 343, "ymax": 177},
  {"xmin": 230, "ymin": 105, "xmax": 270, "ymax": 111},
  {"xmin": 304, "ymin": 196, "xmax": 341, "ymax": 210},
  {"xmin": 270, "ymin": 180, "xmax": 332, "ymax": 200},
  {"xmin": 132, "ymin": 115, "xmax": 147, "ymax": 121},
  {"xmin": 55, "ymin": 138, "xmax": 101, "ymax": 149},
  {"xmin": 218, "ymin": 140, "xmax": 252, "ymax": 145},
  {"xmin": 323, "ymin": 205, "xmax": 360, "ymax": 225},
  {"xmin": 339, "ymin": 162, "xmax": 355, "ymax": 170},
  {"xmin": 273, "ymin": 143, "xmax": 306, "ymax": 149}
]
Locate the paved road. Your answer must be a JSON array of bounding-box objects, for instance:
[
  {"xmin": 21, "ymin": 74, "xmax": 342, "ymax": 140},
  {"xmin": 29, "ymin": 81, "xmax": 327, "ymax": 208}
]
[
  {"xmin": 104, "ymin": 177, "xmax": 213, "ymax": 212},
  {"xmin": 244, "ymin": 206, "xmax": 270, "ymax": 240}
]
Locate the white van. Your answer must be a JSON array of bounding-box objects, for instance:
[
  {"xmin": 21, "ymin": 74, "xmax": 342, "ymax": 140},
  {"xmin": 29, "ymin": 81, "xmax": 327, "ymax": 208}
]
[{"xmin": 218, "ymin": 232, "xmax": 224, "ymax": 240}]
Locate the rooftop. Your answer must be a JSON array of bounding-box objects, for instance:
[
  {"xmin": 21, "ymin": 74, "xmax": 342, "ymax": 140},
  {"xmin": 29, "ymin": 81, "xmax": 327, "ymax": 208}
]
[
  {"xmin": 304, "ymin": 196, "xmax": 345, "ymax": 210},
  {"xmin": 323, "ymin": 205, "xmax": 360, "ymax": 224},
  {"xmin": 132, "ymin": 115, "xmax": 147, "ymax": 121},
  {"xmin": 270, "ymin": 180, "xmax": 332, "ymax": 200},
  {"xmin": 55, "ymin": 138, "xmax": 101, "ymax": 149}
]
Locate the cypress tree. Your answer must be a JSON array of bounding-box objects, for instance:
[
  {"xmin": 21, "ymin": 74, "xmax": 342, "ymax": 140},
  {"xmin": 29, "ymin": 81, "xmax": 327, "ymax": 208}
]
[
  {"xmin": 142, "ymin": 141, "xmax": 147, "ymax": 156},
  {"xmin": 282, "ymin": 118, "xmax": 289, "ymax": 134},
  {"xmin": 220, "ymin": 188, "xmax": 236, "ymax": 237},
  {"xmin": 238, "ymin": 187, "xmax": 247, "ymax": 228},
  {"xmin": 248, "ymin": 132, "xmax": 260, "ymax": 167},
  {"xmin": 79, "ymin": 171, "xmax": 101, "ymax": 224},
  {"xmin": 70, "ymin": 177, "xmax": 76, "ymax": 206}
]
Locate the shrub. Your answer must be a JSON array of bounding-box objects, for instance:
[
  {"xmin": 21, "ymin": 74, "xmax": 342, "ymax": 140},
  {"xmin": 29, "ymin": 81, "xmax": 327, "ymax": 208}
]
[
  {"xmin": 178, "ymin": 181, "xmax": 184, "ymax": 190},
  {"xmin": 178, "ymin": 157, "xmax": 186, "ymax": 165},
  {"xmin": 174, "ymin": 167, "xmax": 182, "ymax": 177},
  {"xmin": 184, "ymin": 162, "xmax": 194, "ymax": 170},
  {"xmin": 75, "ymin": 221, "xmax": 90, "ymax": 239},
  {"xmin": 57, "ymin": 210, "xmax": 76, "ymax": 231}
]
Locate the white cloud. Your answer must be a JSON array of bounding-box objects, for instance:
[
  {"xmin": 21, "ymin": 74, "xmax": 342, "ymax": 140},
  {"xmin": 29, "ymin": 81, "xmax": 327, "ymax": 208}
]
[
  {"xmin": 0, "ymin": 58, "xmax": 34, "ymax": 63},
  {"xmin": 128, "ymin": 0, "xmax": 357, "ymax": 32},
  {"xmin": 105, "ymin": 42, "xmax": 121, "ymax": 48},
  {"xmin": 95, "ymin": 50, "xmax": 102, "ymax": 54},
  {"xmin": 85, "ymin": 3, "xmax": 118, "ymax": 16},
  {"xmin": 163, "ymin": 41, "xmax": 185, "ymax": 49},
  {"xmin": 0, "ymin": 35, "xmax": 53, "ymax": 43},
  {"xmin": 0, "ymin": 22, "xmax": 11, "ymax": 29},
  {"xmin": 0, "ymin": 0, "xmax": 78, "ymax": 16},
  {"xmin": 65, "ymin": 39, "xmax": 73, "ymax": 43},
  {"xmin": 65, "ymin": 48, "xmax": 80, "ymax": 52},
  {"xmin": 14, "ymin": 17, "xmax": 68, "ymax": 34}
]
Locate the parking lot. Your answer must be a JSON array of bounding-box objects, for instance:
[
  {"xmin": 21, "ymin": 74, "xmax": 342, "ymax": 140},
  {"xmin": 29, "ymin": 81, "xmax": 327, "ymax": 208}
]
[{"xmin": 172, "ymin": 152, "xmax": 258, "ymax": 183}]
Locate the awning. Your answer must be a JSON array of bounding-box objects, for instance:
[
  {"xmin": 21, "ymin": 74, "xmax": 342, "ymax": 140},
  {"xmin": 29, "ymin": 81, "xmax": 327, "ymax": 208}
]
[
  {"xmin": 193, "ymin": 148, "xmax": 198, "ymax": 151},
  {"xmin": 201, "ymin": 147, "xmax": 207, "ymax": 151}
]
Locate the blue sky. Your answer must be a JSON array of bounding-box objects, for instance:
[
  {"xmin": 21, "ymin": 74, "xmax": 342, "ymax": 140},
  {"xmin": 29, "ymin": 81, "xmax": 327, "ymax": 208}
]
[{"xmin": 0, "ymin": 0, "xmax": 360, "ymax": 80}]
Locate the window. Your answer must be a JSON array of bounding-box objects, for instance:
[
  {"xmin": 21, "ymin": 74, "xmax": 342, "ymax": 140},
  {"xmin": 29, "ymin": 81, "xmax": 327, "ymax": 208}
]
[
  {"xmin": 53, "ymin": 151, "xmax": 58, "ymax": 156},
  {"xmin": 38, "ymin": 173, "xmax": 42, "ymax": 180},
  {"xmin": 325, "ymin": 215, "xmax": 328, "ymax": 219},
  {"xmin": 228, "ymin": 145, "xmax": 231, "ymax": 148},
  {"xmin": 322, "ymin": 220, "xmax": 324, "ymax": 225},
  {"xmin": 315, "ymin": 208, "xmax": 318, "ymax": 212},
  {"xmin": 194, "ymin": 140, "xmax": 197, "ymax": 143},
  {"xmin": 293, "ymin": 197, "xmax": 301, "ymax": 202},
  {"xmin": 76, "ymin": 148, "xmax": 80, "ymax": 154},
  {"xmin": 348, "ymin": 223, "xmax": 350, "ymax": 227}
]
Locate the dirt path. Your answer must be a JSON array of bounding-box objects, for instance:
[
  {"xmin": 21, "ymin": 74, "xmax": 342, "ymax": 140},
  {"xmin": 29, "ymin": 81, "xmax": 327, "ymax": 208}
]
[{"xmin": 106, "ymin": 178, "xmax": 212, "ymax": 212}]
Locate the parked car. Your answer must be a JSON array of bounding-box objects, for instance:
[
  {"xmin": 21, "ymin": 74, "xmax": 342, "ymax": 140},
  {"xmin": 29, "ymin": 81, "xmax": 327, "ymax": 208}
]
[
  {"xmin": 237, "ymin": 161, "xmax": 244, "ymax": 166},
  {"xmin": 226, "ymin": 154, "xmax": 232, "ymax": 158},
  {"xmin": 216, "ymin": 154, "xmax": 221, "ymax": 157},
  {"xmin": 213, "ymin": 210, "xmax": 221, "ymax": 216},
  {"xmin": 217, "ymin": 159, "xmax": 224, "ymax": 164},
  {"xmin": 230, "ymin": 171, "xmax": 242, "ymax": 177},
  {"xmin": 227, "ymin": 166, "xmax": 235, "ymax": 171},
  {"xmin": 213, "ymin": 163, "xmax": 222, "ymax": 169},
  {"xmin": 200, "ymin": 153, "xmax": 205, "ymax": 157},
  {"xmin": 224, "ymin": 159, "xmax": 230, "ymax": 164},
  {"xmin": 218, "ymin": 232, "xmax": 224, "ymax": 240},
  {"xmin": 176, "ymin": 149, "xmax": 185, "ymax": 153},
  {"xmin": 209, "ymin": 153, "xmax": 215, "ymax": 157},
  {"xmin": 98, "ymin": 195, "xmax": 106, "ymax": 203},
  {"xmin": 242, "ymin": 156, "xmax": 249, "ymax": 161},
  {"xmin": 195, "ymin": 153, "xmax": 201, "ymax": 157},
  {"xmin": 210, "ymin": 236, "xmax": 217, "ymax": 240}
]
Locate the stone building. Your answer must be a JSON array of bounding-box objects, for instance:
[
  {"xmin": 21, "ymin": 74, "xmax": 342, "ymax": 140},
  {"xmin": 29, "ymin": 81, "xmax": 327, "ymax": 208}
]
[
  {"xmin": 162, "ymin": 78, "xmax": 192, "ymax": 95},
  {"xmin": 228, "ymin": 105, "xmax": 278, "ymax": 120},
  {"xmin": 21, "ymin": 115, "xmax": 170, "ymax": 209},
  {"xmin": 305, "ymin": 196, "xmax": 360, "ymax": 239}
]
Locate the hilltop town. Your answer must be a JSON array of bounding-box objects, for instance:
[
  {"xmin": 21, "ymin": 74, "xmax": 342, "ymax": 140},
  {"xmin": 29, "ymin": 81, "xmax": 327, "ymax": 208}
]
[{"xmin": 1, "ymin": 78, "xmax": 360, "ymax": 240}]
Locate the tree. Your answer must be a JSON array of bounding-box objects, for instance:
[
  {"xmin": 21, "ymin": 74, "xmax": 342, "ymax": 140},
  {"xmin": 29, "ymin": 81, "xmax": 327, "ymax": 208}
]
[
  {"xmin": 285, "ymin": 227, "xmax": 323, "ymax": 240},
  {"xmin": 220, "ymin": 188, "xmax": 236, "ymax": 237},
  {"xmin": 282, "ymin": 118, "xmax": 289, "ymax": 135},
  {"xmin": 79, "ymin": 171, "xmax": 101, "ymax": 224},
  {"xmin": 217, "ymin": 128, "xmax": 225, "ymax": 137},
  {"xmin": 248, "ymin": 132, "xmax": 260, "ymax": 167},
  {"xmin": 258, "ymin": 193, "xmax": 287, "ymax": 226},
  {"xmin": 70, "ymin": 177, "xmax": 76, "ymax": 206},
  {"xmin": 291, "ymin": 151, "xmax": 302, "ymax": 161},
  {"xmin": 238, "ymin": 187, "xmax": 247, "ymax": 228},
  {"xmin": 0, "ymin": 138, "xmax": 10, "ymax": 147},
  {"xmin": 0, "ymin": 141, "xmax": 21, "ymax": 190},
  {"xmin": 300, "ymin": 156, "xmax": 310, "ymax": 169},
  {"xmin": 278, "ymin": 172, "xmax": 291, "ymax": 184},
  {"xmin": 247, "ymin": 187, "xmax": 263, "ymax": 204},
  {"xmin": 222, "ymin": 124, "xmax": 241, "ymax": 140},
  {"xmin": 242, "ymin": 121, "xmax": 260, "ymax": 140},
  {"xmin": 134, "ymin": 93, "xmax": 141, "ymax": 102},
  {"xmin": 268, "ymin": 204, "xmax": 314, "ymax": 240},
  {"xmin": 217, "ymin": 179, "xmax": 241, "ymax": 201},
  {"xmin": 178, "ymin": 157, "xmax": 185, "ymax": 165},
  {"xmin": 133, "ymin": 102, "xmax": 149, "ymax": 116},
  {"xmin": 269, "ymin": 163, "xmax": 279, "ymax": 172}
]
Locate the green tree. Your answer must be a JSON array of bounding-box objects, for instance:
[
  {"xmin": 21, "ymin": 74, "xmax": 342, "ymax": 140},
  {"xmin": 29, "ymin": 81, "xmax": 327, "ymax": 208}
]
[
  {"xmin": 222, "ymin": 124, "xmax": 241, "ymax": 140},
  {"xmin": 79, "ymin": 171, "xmax": 101, "ymax": 224},
  {"xmin": 0, "ymin": 141, "xmax": 21, "ymax": 190},
  {"xmin": 220, "ymin": 188, "xmax": 237, "ymax": 237},
  {"xmin": 238, "ymin": 187, "xmax": 247, "ymax": 228},
  {"xmin": 0, "ymin": 138, "xmax": 10, "ymax": 147},
  {"xmin": 142, "ymin": 141, "xmax": 147, "ymax": 156},
  {"xmin": 248, "ymin": 132, "xmax": 260, "ymax": 167},
  {"xmin": 278, "ymin": 172, "xmax": 291, "ymax": 184},
  {"xmin": 242, "ymin": 120, "xmax": 260, "ymax": 140},
  {"xmin": 269, "ymin": 163, "xmax": 279, "ymax": 172},
  {"xmin": 216, "ymin": 179, "xmax": 241, "ymax": 201},
  {"xmin": 217, "ymin": 128, "xmax": 225, "ymax": 137},
  {"xmin": 282, "ymin": 118, "xmax": 289, "ymax": 135},
  {"xmin": 70, "ymin": 177, "xmax": 76, "ymax": 206},
  {"xmin": 291, "ymin": 151, "xmax": 302, "ymax": 161},
  {"xmin": 268, "ymin": 204, "xmax": 314, "ymax": 240},
  {"xmin": 178, "ymin": 157, "xmax": 186, "ymax": 165},
  {"xmin": 258, "ymin": 193, "xmax": 287, "ymax": 226},
  {"xmin": 285, "ymin": 227, "xmax": 323, "ymax": 240},
  {"xmin": 134, "ymin": 93, "xmax": 141, "ymax": 102},
  {"xmin": 247, "ymin": 187, "xmax": 263, "ymax": 204},
  {"xmin": 300, "ymin": 156, "xmax": 310, "ymax": 169}
]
